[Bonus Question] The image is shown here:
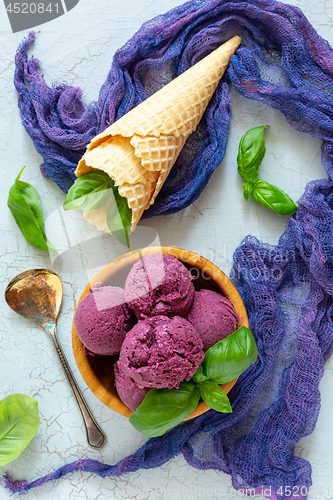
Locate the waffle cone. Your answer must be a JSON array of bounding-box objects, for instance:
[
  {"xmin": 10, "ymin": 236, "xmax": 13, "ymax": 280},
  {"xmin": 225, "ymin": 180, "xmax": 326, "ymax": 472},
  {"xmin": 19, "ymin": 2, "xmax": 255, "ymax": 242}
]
[{"xmin": 76, "ymin": 35, "xmax": 241, "ymax": 232}]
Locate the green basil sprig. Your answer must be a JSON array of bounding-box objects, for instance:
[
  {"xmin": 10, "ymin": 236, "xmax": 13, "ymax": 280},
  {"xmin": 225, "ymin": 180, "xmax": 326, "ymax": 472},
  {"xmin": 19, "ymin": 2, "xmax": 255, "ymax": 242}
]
[
  {"xmin": 237, "ymin": 126, "xmax": 298, "ymax": 215},
  {"xmin": 7, "ymin": 167, "xmax": 58, "ymax": 251},
  {"xmin": 129, "ymin": 326, "xmax": 258, "ymax": 437},
  {"xmin": 129, "ymin": 382, "xmax": 200, "ymax": 437},
  {"xmin": 0, "ymin": 394, "xmax": 40, "ymax": 466},
  {"xmin": 63, "ymin": 172, "xmax": 132, "ymax": 247}
]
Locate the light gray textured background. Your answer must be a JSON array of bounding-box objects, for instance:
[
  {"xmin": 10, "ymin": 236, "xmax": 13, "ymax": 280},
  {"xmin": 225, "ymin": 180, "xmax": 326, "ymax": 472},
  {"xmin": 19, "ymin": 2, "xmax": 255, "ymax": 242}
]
[{"xmin": 0, "ymin": 0, "xmax": 332, "ymax": 498}]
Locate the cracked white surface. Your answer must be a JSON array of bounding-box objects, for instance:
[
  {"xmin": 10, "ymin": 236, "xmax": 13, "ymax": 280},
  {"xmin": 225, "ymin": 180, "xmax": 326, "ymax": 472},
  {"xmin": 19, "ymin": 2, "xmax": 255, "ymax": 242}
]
[{"xmin": 0, "ymin": 0, "xmax": 333, "ymax": 499}]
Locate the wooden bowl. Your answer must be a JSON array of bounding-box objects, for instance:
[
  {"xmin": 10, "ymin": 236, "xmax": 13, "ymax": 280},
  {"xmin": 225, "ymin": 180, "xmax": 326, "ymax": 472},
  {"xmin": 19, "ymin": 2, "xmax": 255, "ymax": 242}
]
[{"xmin": 72, "ymin": 246, "xmax": 249, "ymax": 420}]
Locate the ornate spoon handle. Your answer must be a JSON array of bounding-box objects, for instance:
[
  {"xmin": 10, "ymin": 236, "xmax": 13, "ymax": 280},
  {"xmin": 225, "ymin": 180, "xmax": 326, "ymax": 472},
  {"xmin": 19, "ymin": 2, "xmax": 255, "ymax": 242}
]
[{"xmin": 50, "ymin": 329, "xmax": 106, "ymax": 449}]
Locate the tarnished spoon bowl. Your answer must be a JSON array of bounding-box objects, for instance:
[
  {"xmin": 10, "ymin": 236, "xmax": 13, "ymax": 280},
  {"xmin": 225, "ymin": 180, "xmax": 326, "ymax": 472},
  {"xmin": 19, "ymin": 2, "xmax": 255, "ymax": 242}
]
[
  {"xmin": 5, "ymin": 269, "xmax": 62, "ymax": 332},
  {"xmin": 5, "ymin": 268, "xmax": 106, "ymax": 449}
]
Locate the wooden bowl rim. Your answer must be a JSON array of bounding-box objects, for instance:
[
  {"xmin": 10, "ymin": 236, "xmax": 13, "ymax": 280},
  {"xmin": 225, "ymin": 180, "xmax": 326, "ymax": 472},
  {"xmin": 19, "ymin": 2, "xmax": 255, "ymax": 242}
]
[{"xmin": 72, "ymin": 246, "xmax": 249, "ymax": 420}]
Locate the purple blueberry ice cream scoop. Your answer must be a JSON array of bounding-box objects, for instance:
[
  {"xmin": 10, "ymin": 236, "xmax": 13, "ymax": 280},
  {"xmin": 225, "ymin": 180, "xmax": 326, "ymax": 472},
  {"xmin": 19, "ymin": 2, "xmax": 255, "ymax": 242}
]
[
  {"xmin": 74, "ymin": 283, "xmax": 136, "ymax": 356},
  {"xmin": 114, "ymin": 362, "xmax": 150, "ymax": 412},
  {"xmin": 186, "ymin": 289, "xmax": 237, "ymax": 351},
  {"xmin": 118, "ymin": 315, "xmax": 204, "ymax": 389},
  {"xmin": 124, "ymin": 254, "xmax": 195, "ymax": 320}
]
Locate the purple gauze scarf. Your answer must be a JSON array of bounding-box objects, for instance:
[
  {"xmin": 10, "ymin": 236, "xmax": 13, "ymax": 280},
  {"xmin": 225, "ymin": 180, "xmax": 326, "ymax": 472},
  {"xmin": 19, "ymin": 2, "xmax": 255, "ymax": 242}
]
[{"xmin": 3, "ymin": 0, "xmax": 333, "ymax": 497}]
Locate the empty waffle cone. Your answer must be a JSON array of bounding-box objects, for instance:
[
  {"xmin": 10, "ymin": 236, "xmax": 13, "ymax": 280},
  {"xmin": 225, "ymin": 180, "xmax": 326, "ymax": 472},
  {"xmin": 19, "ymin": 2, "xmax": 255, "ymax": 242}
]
[{"xmin": 76, "ymin": 35, "xmax": 241, "ymax": 232}]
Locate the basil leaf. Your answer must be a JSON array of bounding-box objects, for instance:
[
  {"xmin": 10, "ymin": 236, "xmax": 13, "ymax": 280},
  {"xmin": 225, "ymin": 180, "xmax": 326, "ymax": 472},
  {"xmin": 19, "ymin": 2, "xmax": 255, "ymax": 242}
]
[
  {"xmin": 192, "ymin": 364, "xmax": 208, "ymax": 384},
  {"xmin": 18, "ymin": 181, "xmax": 45, "ymax": 232},
  {"xmin": 7, "ymin": 167, "xmax": 58, "ymax": 251},
  {"xmin": 0, "ymin": 394, "xmax": 40, "ymax": 466},
  {"xmin": 237, "ymin": 126, "xmax": 298, "ymax": 215},
  {"xmin": 251, "ymin": 180, "xmax": 298, "ymax": 215},
  {"xmin": 237, "ymin": 126, "xmax": 268, "ymax": 183},
  {"xmin": 129, "ymin": 381, "xmax": 200, "ymax": 437},
  {"xmin": 242, "ymin": 181, "xmax": 253, "ymax": 201},
  {"xmin": 198, "ymin": 380, "xmax": 232, "ymax": 413},
  {"xmin": 63, "ymin": 171, "xmax": 113, "ymax": 211},
  {"xmin": 203, "ymin": 326, "xmax": 258, "ymax": 384},
  {"xmin": 106, "ymin": 188, "xmax": 131, "ymax": 247},
  {"xmin": 64, "ymin": 171, "xmax": 132, "ymax": 247}
]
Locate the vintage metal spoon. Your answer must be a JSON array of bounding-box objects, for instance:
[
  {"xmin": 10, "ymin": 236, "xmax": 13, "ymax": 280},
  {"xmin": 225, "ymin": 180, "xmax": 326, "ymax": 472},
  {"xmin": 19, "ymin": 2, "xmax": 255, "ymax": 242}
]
[{"xmin": 5, "ymin": 268, "xmax": 106, "ymax": 449}]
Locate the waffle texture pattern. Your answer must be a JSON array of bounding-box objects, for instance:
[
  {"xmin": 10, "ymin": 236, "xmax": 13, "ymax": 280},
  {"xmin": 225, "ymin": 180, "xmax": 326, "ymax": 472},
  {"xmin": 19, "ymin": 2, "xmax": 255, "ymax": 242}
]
[{"xmin": 75, "ymin": 36, "xmax": 240, "ymax": 228}]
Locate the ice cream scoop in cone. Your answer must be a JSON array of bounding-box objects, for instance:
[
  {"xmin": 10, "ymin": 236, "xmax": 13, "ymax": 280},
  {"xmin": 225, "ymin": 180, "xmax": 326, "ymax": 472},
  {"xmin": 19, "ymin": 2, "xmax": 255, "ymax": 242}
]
[{"xmin": 76, "ymin": 35, "xmax": 241, "ymax": 233}]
